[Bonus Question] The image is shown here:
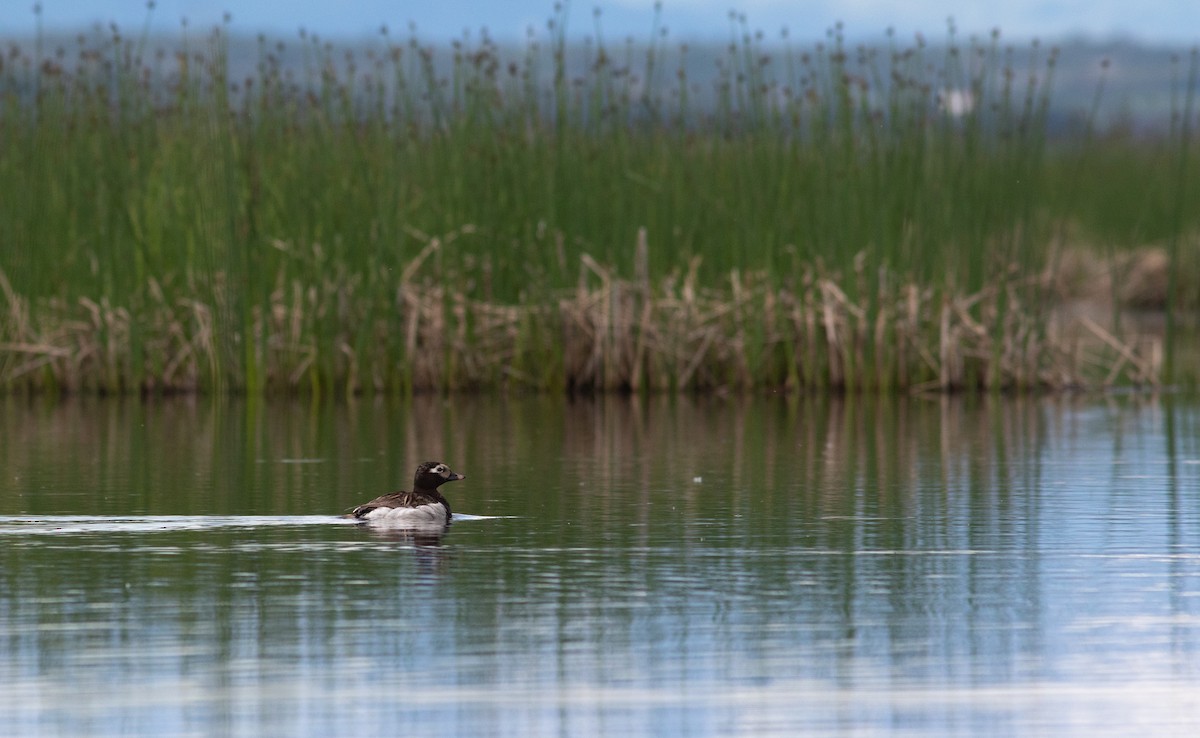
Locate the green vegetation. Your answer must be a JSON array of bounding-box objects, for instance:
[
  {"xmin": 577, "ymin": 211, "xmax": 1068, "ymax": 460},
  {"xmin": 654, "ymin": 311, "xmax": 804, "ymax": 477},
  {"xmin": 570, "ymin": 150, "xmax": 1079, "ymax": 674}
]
[{"xmin": 0, "ymin": 7, "xmax": 1196, "ymax": 394}]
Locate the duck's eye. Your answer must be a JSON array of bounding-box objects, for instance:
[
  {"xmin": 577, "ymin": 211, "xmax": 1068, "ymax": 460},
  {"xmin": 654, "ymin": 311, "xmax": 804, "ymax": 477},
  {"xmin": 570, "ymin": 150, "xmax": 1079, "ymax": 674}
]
[{"xmin": 434, "ymin": 465, "xmax": 446, "ymax": 473}]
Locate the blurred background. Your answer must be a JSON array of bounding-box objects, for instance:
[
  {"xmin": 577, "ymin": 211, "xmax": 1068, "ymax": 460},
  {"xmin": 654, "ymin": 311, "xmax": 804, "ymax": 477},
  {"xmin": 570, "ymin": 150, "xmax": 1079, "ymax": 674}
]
[{"xmin": 8, "ymin": 0, "xmax": 1200, "ymax": 43}]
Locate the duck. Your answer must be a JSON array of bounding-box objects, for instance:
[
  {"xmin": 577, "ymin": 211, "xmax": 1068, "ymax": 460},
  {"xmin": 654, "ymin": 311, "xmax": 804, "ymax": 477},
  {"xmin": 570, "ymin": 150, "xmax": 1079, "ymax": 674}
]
[{"xmin": 349, "ymin": 461, "xmax": 465, "ymax": 525}]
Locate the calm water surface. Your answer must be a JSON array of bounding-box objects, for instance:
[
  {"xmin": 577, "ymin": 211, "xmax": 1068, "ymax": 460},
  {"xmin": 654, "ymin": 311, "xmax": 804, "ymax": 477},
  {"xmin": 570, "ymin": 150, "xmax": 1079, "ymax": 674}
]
[{"xmin": 1, "ymin": 394, "xmax": 1199, "ymax": 737}]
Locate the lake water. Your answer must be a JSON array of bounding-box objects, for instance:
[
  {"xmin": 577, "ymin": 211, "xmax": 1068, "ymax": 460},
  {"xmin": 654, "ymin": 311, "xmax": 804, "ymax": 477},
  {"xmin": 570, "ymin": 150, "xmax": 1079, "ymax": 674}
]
[{"xmin": 1, "ymin": 394, "xmax": 1198, "ymax": 737}]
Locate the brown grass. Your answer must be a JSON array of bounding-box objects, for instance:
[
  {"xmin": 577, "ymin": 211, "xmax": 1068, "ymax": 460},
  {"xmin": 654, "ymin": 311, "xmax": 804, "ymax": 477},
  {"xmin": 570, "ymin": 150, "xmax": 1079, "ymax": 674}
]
[{"xmin": 0, "ymin": 252, "xmax": 1166, "ymax": 396}]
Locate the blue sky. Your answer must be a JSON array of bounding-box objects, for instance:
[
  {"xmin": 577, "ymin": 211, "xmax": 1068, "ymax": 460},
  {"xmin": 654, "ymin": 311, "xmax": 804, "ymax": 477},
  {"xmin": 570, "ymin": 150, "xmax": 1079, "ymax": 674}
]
[{"xmin": 8, "ymin": 1, "xmax": 1200, "ymax": 44}]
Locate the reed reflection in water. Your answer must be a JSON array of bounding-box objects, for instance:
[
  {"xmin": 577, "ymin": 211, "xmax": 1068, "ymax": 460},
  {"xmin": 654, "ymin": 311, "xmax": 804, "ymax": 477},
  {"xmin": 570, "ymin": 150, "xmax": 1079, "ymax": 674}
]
[{"xmin": 0, "ymin": 394, "xmax": 1198, "ymax": 736}]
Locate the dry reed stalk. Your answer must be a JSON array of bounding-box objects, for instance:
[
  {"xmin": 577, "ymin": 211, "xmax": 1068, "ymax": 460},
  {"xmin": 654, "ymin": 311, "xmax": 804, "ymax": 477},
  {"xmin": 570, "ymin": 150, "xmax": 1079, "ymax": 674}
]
[
  {"xmin": 630, "ymin": 228, "xmax": 653, "ymax": 391},
  {"xmin": 471, "ymin": 301, "xmax": 530, "ymax": 385},
  {"xmin": 819, "ymin": 280, "xmax": 844, "ymax": 388},
  {"xmin": 803, "ymin": 273, "xmax": 820, "ymax": 387},
  {"xmin": 1080, "ymin": 316, "xmax": 1160, "ymax": 387},
  {"xmin": 0, "ymin": 252, "xmax": 1170, "ymax": 394},
  {"xmin": 0, "ymin": 269, "xmax": 30, "ymax": 342}
]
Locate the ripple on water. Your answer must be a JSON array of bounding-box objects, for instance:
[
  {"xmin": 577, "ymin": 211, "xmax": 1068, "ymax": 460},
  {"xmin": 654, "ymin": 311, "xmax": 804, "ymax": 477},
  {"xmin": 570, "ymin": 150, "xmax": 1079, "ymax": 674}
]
[
  {"xmin": 0, "ymin": 515, "xmax": 352, "ymax": 535},
  {"xmin": 0, "ymin": 514, "xmax": 504, "ymax": 536}
]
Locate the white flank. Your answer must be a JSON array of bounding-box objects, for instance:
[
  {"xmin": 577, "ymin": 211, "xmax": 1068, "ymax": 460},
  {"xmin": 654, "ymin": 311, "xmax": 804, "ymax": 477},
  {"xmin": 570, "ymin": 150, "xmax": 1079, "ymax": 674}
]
[{"xmin": 362, "ymin": 503, "xmax": 448, "ymax": 525}]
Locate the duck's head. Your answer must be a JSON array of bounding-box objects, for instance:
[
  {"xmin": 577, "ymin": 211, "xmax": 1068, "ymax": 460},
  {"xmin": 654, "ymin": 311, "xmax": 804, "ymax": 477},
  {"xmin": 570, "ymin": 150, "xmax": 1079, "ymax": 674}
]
[{"xmin": 414, "ymin": 461, "xmax": 465, "ymax": 490}]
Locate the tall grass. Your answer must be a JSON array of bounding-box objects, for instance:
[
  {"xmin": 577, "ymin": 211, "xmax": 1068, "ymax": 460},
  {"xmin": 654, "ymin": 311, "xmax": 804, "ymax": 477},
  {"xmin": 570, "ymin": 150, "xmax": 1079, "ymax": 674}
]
[{"xmin": 0, "ymin": 6, "xmax": 1195, "ymax": 394}]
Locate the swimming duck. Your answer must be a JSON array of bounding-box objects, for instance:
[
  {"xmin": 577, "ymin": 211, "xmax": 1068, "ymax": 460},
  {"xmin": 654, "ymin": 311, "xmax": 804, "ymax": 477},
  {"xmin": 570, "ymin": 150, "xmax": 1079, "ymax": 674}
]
[{"xmin": 349, "ymin": 461, "xmax": 465, "ymax": 524}]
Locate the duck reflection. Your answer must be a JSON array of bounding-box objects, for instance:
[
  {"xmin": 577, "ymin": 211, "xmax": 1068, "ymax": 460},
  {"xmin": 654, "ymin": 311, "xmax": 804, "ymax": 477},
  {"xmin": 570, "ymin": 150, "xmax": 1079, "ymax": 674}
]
[{"xmin": 357, "ymin": 519, "xmax": 449, "ymax": 547}]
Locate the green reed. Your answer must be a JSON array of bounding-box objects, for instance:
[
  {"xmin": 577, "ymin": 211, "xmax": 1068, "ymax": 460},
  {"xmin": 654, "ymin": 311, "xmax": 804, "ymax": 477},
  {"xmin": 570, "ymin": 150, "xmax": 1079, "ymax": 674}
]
[{"xmin": 0, "ymin": 6, "xmax": 1196, "ymax": 394}]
